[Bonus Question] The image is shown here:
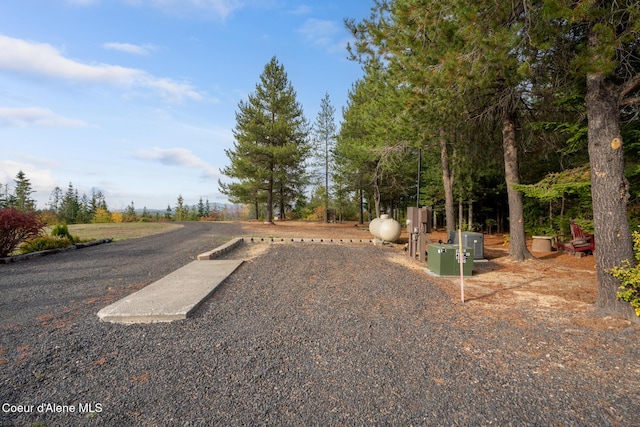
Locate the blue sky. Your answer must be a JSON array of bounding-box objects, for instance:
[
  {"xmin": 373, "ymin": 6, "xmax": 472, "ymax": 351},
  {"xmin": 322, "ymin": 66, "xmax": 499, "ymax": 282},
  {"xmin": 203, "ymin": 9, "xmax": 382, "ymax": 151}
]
[{"xmin": 0, "ymin": 0, "xmax": 370, "ymax": 211}]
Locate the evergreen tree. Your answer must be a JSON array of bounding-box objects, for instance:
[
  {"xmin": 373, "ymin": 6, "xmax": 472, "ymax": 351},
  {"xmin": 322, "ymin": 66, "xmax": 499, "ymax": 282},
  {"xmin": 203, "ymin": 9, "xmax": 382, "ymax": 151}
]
[
  {"xmin": 348, "ymin": 0, "xmax": 536, "ymax": 260},
  {"xmin": 141, "ymin": 206, "xmax": 151, "ymax": 222},
  {"xmin": 13, "ymin": 170, "xmax": 37, "ymax": 212},
  {"xmin": 48, "ymin": 186, "xmax": 63, "ymax": 215},
  {"xmin": 59, "ymin": 183, "xmax": 80, "ymax": 224},
  {"xmin": 91, "ymin": 189, "xmax": 108, "ymax": 212},
  {"xmin": 541, "ymin": 0, "xmax": 640, "ymax": 318},
  {"xmin": 220, "ymin": 56, "xmax": 310, "ymax": 223},
  {"xmin": 78, "ymin": 193, "xmax": 92, "ymax": 223},
  {"xmin": 312, "ymin": 92, "xmax": 337, "ymax": 222},
  {"xmin": 189, "ymin": 204, "xmax": 199, "ymax": 221},
  {"xmin": 197, "ymin": 197, "xmax": 206, "ymax": 218},
  {"xmin": 0, "ymin": 183, "xmax": 11, "ymax": 209},
  {"xmin": 0, "ymin": 183, "xmax": 10, "ymax": 208},
  {"xmin": 174, "ymin": 195, "xmax": 187, "ymax": 221},
  {"xmin": 124, "ymin": 201, "xmax": 137, "ymax": 222}
]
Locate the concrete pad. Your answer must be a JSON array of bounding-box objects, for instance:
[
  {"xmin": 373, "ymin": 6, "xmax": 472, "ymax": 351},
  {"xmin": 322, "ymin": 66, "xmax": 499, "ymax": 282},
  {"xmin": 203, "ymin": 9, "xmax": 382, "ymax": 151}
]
[{"xmin": 97, "ymin": 259, "xmax": 243, "ymax": 324}]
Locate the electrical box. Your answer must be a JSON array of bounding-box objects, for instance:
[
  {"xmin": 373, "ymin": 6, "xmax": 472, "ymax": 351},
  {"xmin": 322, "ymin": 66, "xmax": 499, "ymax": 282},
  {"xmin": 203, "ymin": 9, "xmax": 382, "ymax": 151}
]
[
  {"xmin": 427, "ymin": 244, "xmax": 474, "ymax": 276},
  {"xmin": 407, "ymin": 206, "xmax": 432, "ymax": 234},
  {"xmin": 407, "ymin": 206, "xmax": 433, "ymax": 262},
  {"xmin": 448, "ymin": 231, "xmax": 484, "ymax": 260}
]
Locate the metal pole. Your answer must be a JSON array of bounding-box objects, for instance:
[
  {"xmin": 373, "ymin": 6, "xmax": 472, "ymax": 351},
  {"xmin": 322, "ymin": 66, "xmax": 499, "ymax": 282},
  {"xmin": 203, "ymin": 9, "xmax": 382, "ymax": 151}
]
[
  {"xmin": 458, "ymin": 228, "xmax": 464, "ymax": 303},
  {"xmin": 417, "ymin": 148, "xmax": 421, "ymax": 207}
]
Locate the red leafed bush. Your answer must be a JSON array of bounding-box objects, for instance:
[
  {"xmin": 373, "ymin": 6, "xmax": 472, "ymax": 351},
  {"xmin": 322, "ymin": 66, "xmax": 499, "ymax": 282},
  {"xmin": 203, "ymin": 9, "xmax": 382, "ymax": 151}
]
[{"xmin": 0, "ymin": 208, "xmax": 45, "ymax": 257}]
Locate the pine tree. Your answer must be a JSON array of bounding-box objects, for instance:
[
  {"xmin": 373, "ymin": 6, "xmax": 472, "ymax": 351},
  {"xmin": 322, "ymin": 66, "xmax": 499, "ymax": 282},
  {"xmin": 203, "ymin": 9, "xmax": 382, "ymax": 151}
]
[
  {"xmin": 60, "ymin": 183, "xmax": 80, "ymax": 224},
  {"xmin": 313, "ymin": 93, "xmax": 337, "ymax": 222},
  {"xmin": 220, "ymin": 56, "xmax": 310, "ymax": 223},
  {"xmin": 347, "ymin": 0, "xmax": 535, "ymax": 260},
  {"xmin": 197, "ymin": 197, "xmax": 206, "ymax": 218},
  {"xmin": 124, "ymin": 201, "xmax": 137, "ymax": 222},
  {"xmin": 13, "ymin": 170, "xmax": 37, "ymax": 212},
  {"xmin": 0, "ymin": 183, "xmax": 12, "ymax": 209},
  {"xmin": 174, "ymin": 195, "xmax": 187, "ymax": 221},
  {"xmin": 48, "ymin": 186, "xmax": 63, "ymax": 215},
  {"xmin": 541, "ymin": 0, "xmax": 640, "ymax": 319}
]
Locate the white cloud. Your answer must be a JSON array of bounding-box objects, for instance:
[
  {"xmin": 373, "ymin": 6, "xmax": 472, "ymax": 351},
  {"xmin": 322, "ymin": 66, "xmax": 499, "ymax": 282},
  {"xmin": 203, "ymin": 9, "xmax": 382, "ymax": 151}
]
[
  {"xmin": 0, "ymin": 34, "xmax": 203, "ymax": 103},
  {"xmin": 137, "ymin": 147, "xmax": 220, "ymax": 179},
  {"xmin": 298, "ymin": 19, "xmax": 349, "ymax": 54},
  {"xmin": 0, "ymin": 107, "xmax": 89, "ymax": 128},
  {"xmin": 103, "ymin": 42, "xmax": 155, "ymax": 55},
  {"xmin": 0, "ymin": 160, "xmax": 58, "ymax": 207}
]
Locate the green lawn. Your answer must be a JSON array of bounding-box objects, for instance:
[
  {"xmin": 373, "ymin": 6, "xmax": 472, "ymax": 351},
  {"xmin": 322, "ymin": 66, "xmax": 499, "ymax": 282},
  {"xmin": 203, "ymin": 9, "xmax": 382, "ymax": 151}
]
[{"xmin": 66, "ymin": 222, "xmax": 183, "ymax": 241}]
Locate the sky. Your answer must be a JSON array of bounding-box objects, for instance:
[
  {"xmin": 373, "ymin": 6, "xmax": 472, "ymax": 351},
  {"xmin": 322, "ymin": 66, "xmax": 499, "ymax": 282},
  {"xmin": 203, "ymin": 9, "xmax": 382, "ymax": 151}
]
[{"xmin": 0, "ymin": 0, "xmax": 371, "ymax": 211}]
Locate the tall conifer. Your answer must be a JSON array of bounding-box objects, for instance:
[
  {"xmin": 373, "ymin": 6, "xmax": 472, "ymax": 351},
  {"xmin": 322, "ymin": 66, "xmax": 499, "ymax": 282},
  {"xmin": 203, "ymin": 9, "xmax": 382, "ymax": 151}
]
[{"xmin": 220, "ymin": 56, "xmax": 310, "ymax": 223}]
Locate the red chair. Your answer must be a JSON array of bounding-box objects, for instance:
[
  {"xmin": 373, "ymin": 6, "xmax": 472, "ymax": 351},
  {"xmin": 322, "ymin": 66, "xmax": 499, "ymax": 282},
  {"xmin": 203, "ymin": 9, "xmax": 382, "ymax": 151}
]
[{"xmin": 557, "ymin": 220, "xmax": 595, "ymax": 255}]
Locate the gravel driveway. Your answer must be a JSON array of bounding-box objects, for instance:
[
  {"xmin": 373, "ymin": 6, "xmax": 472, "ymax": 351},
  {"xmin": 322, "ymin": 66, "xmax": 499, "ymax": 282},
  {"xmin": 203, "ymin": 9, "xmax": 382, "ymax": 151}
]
[{"xmin": 1, "ymin": 222, "xmax": 639, "ymax": 426}]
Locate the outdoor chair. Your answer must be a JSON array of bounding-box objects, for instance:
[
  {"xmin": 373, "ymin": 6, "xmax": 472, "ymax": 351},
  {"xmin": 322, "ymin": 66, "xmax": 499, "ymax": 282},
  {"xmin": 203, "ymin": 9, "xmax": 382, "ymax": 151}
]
[{"xmin": 556, "ymin": 219, "xmax": 595, "ymax": 255}]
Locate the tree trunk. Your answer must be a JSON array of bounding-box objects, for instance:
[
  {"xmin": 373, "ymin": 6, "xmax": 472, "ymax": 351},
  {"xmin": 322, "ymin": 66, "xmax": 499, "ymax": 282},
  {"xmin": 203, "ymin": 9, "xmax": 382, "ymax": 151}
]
[
  {"xmin": 587, "ymin": 72, "xmax": 635, "ymax": 319},
  {"xmin": 374, "ymin": 177, "xmax": 381, "ymax": 218},
  {"xmin": 359, "ymin": 184, "xmax": 364, "ymax": 225},
  {"xmin": 440, "ymin": 128, "xmax": 455, "ymax": 233},
  {"xmin": 502, "ymin": 111, "xmax": 533, "ymax": 261},
  {"xmin": 266, "ymin": 161, "xmax": 274, "ymax": 223},
  {"xmin": 279, "ymin": 184, "xmax": 285, "ymax": 220},
  {"xmin": 325, "ymin": 145, "xmax": 330, "ymax": 223},
  {"xmin": 468, "ymin": 200, "xmax": 473, "ymax": 231}
]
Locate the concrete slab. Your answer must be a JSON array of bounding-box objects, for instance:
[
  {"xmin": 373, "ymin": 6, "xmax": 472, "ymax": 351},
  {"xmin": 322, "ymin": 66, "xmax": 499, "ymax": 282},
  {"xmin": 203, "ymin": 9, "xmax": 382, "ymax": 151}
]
[{"xmin": 97, "ymin": 259, "xmax": 243, "ymax": 324}]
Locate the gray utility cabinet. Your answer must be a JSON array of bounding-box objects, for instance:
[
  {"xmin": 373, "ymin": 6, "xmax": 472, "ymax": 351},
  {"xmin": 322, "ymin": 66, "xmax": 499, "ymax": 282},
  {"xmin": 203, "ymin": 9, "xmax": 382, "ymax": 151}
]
[
  {"xmin": 448, "ymin": 231, "xmax": 484, "ymax": 260},
  {"xmin": 427, "ymin": 244, "xmax": 474, "ymax": 276}
]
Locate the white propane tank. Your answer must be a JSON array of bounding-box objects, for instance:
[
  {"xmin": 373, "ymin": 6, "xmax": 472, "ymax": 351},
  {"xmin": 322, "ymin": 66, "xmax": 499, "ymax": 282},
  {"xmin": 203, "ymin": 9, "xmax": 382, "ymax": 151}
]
[
  {"xmin": 369, "ymin": 214, "xmax": 389, "ymax": 239},
  {"xmin": 379, "ymin": 217, "xmax": 402, "ymax": 242}
]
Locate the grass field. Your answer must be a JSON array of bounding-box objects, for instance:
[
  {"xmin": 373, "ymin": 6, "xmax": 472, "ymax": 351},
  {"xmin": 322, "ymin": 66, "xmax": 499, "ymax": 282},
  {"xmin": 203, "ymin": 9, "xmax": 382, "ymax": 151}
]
[{"xmin": 66, "ymin": 223, "xmax": 183, "ymax": 241}]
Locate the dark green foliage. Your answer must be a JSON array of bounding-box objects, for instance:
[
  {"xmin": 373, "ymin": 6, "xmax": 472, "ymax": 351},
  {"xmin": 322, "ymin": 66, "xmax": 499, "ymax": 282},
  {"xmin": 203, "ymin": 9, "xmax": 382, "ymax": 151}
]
[
  {"xmin": 12, "ymin": 170, "xmax": 37, "ymax": 212},
  {"xmin": 220, "ymin": 56, "xmax": 310, "ymax": 223},
  {"xmin": 0, "ymin": 171, "xmax": 37, "ymax": 212},
  {"xmin": 51, "ymin": 224, "xmax": 74, "ymax": 243},
  {"xmin": 312, "ymin": 92, "xmax": 337, "ymax": 222}
]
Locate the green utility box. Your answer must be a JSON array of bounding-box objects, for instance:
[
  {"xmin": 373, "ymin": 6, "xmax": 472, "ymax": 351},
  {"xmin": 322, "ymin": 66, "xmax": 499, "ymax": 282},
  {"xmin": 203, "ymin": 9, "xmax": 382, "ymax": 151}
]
[{"xmin": 427, "ymin": 244, "xmax": 474, "ymax": 276}]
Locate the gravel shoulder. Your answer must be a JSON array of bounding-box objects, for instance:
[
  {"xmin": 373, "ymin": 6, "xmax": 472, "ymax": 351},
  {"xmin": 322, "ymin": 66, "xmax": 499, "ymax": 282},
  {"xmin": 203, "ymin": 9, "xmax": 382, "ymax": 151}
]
[{"xmin": 1, "ymin": 222, "xmax": 639, "ymax": 426}]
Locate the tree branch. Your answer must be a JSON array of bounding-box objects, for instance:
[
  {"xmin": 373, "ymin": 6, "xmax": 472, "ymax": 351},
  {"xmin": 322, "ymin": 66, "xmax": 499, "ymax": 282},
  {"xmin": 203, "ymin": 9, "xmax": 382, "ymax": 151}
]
[
  {"xmin": 619, "ymin": 73, "xmax": 640, "ymax": 105},
  {"xmin": 620, "ymin": 96, "xmax": 640, "ymax": 107}
]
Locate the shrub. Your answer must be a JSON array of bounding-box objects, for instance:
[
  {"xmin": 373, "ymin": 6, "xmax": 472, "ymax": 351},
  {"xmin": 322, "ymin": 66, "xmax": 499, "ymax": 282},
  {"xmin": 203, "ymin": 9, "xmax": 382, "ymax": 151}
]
[
  {"xmin": 609, "ymin": 228, "xmax": 640, "ymax": 317},
  {"xmin": 20, "ymin": 235, "xmax": 73, "ymax": 254},
  {"xmin": 51, "ymin": 224, "xmax": 74, "ymax": 243},
  {"xmin": 0, "ymin": 208, "xmax": 45, "ymax": 257}
]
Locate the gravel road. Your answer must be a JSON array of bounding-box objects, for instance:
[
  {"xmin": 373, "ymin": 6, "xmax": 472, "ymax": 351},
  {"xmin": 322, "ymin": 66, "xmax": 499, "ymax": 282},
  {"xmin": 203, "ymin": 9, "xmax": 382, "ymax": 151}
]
[{"xmin": 1, "ymin": 222, "xmax": 639, "ymax": 426}]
